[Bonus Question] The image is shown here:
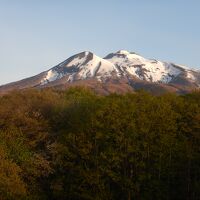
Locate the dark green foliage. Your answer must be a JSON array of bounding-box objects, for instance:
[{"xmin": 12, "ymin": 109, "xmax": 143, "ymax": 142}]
[{"xmin": 0, "ymin": 88, "xmax": 200, "ymax": 199}]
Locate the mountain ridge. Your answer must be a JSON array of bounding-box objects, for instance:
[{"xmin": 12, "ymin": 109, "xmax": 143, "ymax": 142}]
[{"xmin": 0, "ymin": 50, "xmax": 200, "ymax": 95}]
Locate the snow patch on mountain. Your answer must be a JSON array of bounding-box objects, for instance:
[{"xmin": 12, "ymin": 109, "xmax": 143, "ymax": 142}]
[
  {"xmin": 105, "ymin": 50, "xmax": 182, "ymax": 83},
  {"xmin": 41, "ymin": 70, "xmax": 63, "ymax": 85},
  {"xmin": 40, "ymin": 51, "xmax": 121, "ymax": 84},
  {"xmin": 186, "ymin": 71, "xmax": 196, "ymax": 82},
  {"xmin": 76, "ymin": 53, "xmax": 119, "ymax": 79}
]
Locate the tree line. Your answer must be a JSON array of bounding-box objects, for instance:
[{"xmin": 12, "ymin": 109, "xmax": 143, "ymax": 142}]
[{"xmin": 0, "ymin": 88, "xmax": 200, "ymax": 199}]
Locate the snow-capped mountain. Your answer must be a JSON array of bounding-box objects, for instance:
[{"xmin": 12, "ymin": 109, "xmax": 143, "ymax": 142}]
[
  {"xmin": 40, "ymin": 51, "xmax": 121, "ymax": 85},
  {"xmin": 0, "ymin": 50, "xmax": 200, "ymax": 94},
  {"xmin": 105, "ymin": 50, "xmax": 182, "ymax": 83},
  {"xmin": 39, "ymin": 50, "xmax": 199, "ymax": 85}
]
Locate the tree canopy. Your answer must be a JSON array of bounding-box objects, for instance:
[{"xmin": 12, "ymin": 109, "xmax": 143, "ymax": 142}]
[{"xmin": 0, "ymin": 88, "xmax": 200, "ymax": 199}]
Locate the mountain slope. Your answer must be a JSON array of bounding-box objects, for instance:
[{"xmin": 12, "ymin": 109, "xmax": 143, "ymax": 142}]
[
  {"xmin": 105, "ymin": 50, "xmax": 182, "ymax": 83},
  {"xmin": 40, "ymin": 51, "xmax": 120, "ymax": 85},
  {"xmin": 0, "ymin": 50, "xmax": 199, "ymax": 94}
]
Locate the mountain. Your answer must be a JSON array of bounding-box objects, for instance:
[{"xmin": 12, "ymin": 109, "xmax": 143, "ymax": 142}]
[{"xmin": 1, "ymin": 50, "xmax": 200, "ymax": 95}]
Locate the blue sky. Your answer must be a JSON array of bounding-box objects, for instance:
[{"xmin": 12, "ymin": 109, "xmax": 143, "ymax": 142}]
[{"xmin": 0, "ymin": 0, "xmax": 199, "ymax": 85}]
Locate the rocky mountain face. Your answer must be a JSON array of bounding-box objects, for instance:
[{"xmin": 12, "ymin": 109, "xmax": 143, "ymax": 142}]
[{"xmin": 0, "ymin": 50, "xmax": 200, "ymax": 95}]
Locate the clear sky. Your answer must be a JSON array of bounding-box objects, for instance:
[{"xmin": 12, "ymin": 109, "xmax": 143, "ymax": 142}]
[{"xmin": 0, "ymin": 0, "xmax": 200, "ymax": 85}]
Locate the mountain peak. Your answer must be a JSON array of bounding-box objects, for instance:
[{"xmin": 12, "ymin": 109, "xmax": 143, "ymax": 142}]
[
  {"xmin": 82, "ymin": 51, "xmax": 94, "ymax": 56},
  {"xmin": 116, "ymin": 50, "xmax": 130, "ymax": 55},
  {"xmin": 40, "ymin": 50, "xmax": 119, "ymax": 84}
]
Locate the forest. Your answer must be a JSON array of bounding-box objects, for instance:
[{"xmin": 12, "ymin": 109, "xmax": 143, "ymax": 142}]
[{"xmin": 0, "ymin": 87, "xmax": 200, "ymax": 200}]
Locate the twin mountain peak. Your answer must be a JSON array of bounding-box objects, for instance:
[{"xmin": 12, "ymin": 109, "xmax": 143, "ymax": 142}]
[{"xmin": 1, "ymin": 50, "xmax": 200, "ymax": 94}]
